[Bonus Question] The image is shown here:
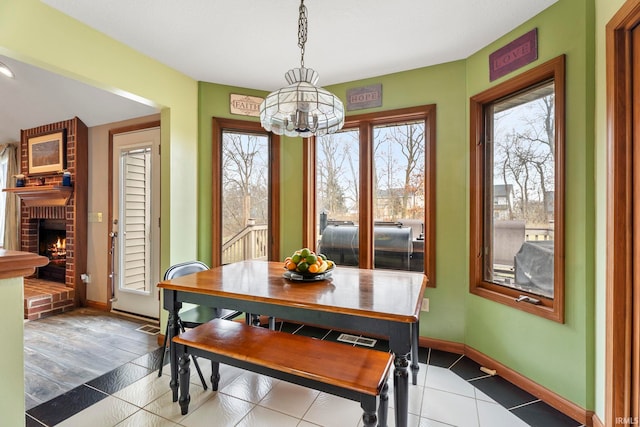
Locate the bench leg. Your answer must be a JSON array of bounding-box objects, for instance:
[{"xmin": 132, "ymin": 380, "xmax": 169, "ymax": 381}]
[
  {"xmin": 210, "ymin": 361, "xmax": 220, "ymax": 391},
  {"xmin": 178, "ymin": 352, "xmax": 191, "ymax": 415},
  {"xmin": 361, "ymin": 396, "xmax": 378, "ymax": 427},
  {"xmin": 378, "ymin": 382, "xmax": 389, "ymax": 427}
]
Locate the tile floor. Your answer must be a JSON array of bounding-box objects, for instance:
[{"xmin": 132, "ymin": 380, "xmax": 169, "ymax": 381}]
[{"xmin": 26, "ymin": 322, "xmax": 584, "ymax": 427}]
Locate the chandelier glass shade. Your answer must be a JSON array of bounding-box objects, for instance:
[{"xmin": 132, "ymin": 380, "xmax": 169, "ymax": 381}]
[
  {"xmin": 260, "ymin": 67, "xmax": 344, "ymax": 137},
  {"xmin": 259, "ymin": 0, "xmax": 344, "ymax": 138}
]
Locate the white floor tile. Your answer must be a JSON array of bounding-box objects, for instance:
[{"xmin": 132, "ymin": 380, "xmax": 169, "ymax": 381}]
[
  {"xmin": 142, "ymin": 387, "xmax": 214, "ymax": 423},
  {"xmin": 56, "ymin": 396, "xmax": 139, "ymax": 427},
  {"xmin": 421, "ymin": 387, "xmax": 479, "ymax": 427},
  {"xmin": 476, "ymin": 400, "xmax": 530, "ymax": 427},
  {"xmin": 235, "ymin": 404, "xmax": 300, "ymax": 427},
  {"xmin": 358, "ymin": 411, "xmax": 422, "ymax": 427},
  {"xmin": 303, "ymin": 392, "xmax": 362, "ymax": 427},
  {"xmin": 387, "ymin": 381, "xmax": 425, "ymax": 416},
  {"xmin": 181, "ymin": 392, "xmax": 255, "ymax": 427},
  {"xmin": 114, "ymin": 372, "xmax": 171, "ymax": 407},
  {"xmin": 258, "ymin": 381, "xmax": 319, "ymax": 418},
  {"xmin": 414, "ymin": 362, "xmax": 429, "ymax": 387},
  {"xmin": 425, "ymin": 366, "xmax": 476, "ymax": 398},
  {"xmin": 418, "ymin": 418, "xmax": 457, "ymax": 427},
  {"xmin": 220, "ymin": 371, "xmax": 277, "ymax": 403},
  {"xmin": 115, "ymin": 409, "xmax": 181, "ymax": 426}
]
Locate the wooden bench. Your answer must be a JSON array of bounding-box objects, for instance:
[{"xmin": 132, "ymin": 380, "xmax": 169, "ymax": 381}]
[{"xmin": 173, "ymin": 318, "xmax": 393, "ymax": 427}]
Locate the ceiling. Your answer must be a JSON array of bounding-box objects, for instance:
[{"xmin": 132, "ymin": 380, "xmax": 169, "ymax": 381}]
[{"xmin": 1, "ymin": 0, "xmax": 557, "ymax": 145}]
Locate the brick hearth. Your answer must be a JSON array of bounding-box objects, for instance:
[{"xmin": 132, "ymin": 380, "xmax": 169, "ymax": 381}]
[{"xmin": 23, "ymin": 278, "xmax": 75, "ymax": 320}]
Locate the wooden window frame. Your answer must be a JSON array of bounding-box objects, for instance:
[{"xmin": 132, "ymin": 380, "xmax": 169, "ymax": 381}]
[
  {"xmin": 303, "ymin": 105, "xmax": 436, "ymax": 286},
  {"xmin": 469, "ymin": 55, "xmax": 566, "ymax": 322},
  {"xmin": 605, "ymin": 1, "xmax": 640, "ymax": 425},
  {"xmin": 211, "ymin": 118, "xmax": 280, "ymax": 267}
]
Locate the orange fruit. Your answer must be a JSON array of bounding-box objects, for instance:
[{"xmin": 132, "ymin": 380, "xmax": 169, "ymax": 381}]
[{"xmin": 308, "ymin": 263, "xmax": 319, "ymax": 273}]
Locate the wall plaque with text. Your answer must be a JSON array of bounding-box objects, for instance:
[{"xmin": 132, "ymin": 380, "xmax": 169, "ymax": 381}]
[
  {"xmin": 346, "ymin": 84, "xmax": 382, "ymax": 111},
  {"xmin": 489, "ymin": 28, "xmax": 538, "ymax": 81},
  {"xmin": 230, "ymin": 94, "xmax": 263, "ymax": 117}
]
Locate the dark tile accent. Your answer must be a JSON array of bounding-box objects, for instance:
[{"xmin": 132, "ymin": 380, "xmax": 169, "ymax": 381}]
[
  {"xmin": 371, "ymin": 337, "xmax": 390, "ymax": 353},
  {"xmin": 279, "ymin": 321, "xmax": 303, "ymax": 334},
  {"xmin": 130, "ymin": 346, "xmax": 166, "ymax": 370},
  {"xmin": 416, "ymin": 346, "xmax": 429, "ymax": 364},
  {"xmin": 471, "ymin": 375, "xmax": 538, "ymax": 409},
  {"xmin": 450, "ymin": 356, "xmax": 485, "ymax": 380},
  {"xmin": 427, "ymin": 348, "xmax": 462, "ymax": 368},
  {"xmin": 511, "ymin": 401, "xmax": 583, "ymax": 427},
  {"xmin": 86, "ymin": 362, "xmax": 152, "ymax": 394},
  {"xmin": 25, "ymin": 414, "xmax": 46, "ymax": 427},
  {"xmin": 294, "ymin": 325, "xmax": 331, "ymax": 339},
  {"xmin": 26, "ymin": 385, "xmax": 107, "ymax": 426}
]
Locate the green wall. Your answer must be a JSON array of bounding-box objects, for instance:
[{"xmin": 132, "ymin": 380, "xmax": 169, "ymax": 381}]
[
  {"xmin": 0, "ymin": 277, "xmax": 27, "ymax": 426},
  {"xmin": 3, "ymin": 0, "xmax": 601, "ymax": 415},
  {"xmin": 464, "ymin": 0, "xmax": 595, "ymax": 408},
  {"xmin": 198, "ymin": 62, "xmax": 469, "ymax": 342},
  {"xmin": 197, "ymin": 0, "xmax": 597, "ymax": 410}
]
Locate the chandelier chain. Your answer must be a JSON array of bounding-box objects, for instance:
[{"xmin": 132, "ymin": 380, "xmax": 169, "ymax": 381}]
[{"xmin": 298, "ymin": 0, "xmax": 308, "ymax": 68}]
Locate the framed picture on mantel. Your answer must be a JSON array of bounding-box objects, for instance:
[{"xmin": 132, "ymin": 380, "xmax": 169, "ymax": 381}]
[{"xmin": 28, "ymin": 130, "xmax": 66, "ymax": 175}]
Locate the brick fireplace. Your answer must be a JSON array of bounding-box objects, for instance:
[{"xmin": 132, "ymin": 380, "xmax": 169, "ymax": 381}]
[{"xmin": 15, "ymin": 117, "xmax": 88, "ymax": 313}]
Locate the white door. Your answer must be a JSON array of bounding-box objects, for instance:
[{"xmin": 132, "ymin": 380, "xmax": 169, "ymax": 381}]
[{"xmin": 111, "ymin": 127, "xmax": 160, "ymax": 319}]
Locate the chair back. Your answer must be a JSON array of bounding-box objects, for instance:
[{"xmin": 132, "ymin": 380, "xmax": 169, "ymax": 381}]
[{"xmin": 164, "ymin": 260, "xmax": 209, "ymax": 280}]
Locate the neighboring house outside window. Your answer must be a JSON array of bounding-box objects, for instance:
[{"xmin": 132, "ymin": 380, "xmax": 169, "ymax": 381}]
[
  {"xmin": 304, "ymin": 105, "xmax": 436, "ymax": 286},
  {"xmin": 469, "ymin": 56, "xmax": 565, "ymax": 322}
]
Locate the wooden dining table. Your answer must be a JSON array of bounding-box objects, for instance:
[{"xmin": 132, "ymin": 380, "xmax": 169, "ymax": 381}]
[{"xmin": 158, "ymin": 260, "xmax": 427, "ymax": 427}]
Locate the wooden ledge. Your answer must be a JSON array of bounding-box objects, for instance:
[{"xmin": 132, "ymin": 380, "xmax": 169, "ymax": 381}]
[
  {"xmin": 3, "ymin": 185, "xmax": 72, "ymax": 207},
  {"xmin": 0, "ymin": 250, "xmax": 49, "ymax": 280}
]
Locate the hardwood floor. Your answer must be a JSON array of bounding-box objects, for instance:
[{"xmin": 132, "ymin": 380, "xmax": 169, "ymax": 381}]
[{"xmin": 23, "ymin": 308, "xmax": 160, "ymax": 410}]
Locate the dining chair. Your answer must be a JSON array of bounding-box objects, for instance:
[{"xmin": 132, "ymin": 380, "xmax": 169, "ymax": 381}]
[{"xmin": 157, "ymin": 260, "xmax": 240, "ymax": 388}]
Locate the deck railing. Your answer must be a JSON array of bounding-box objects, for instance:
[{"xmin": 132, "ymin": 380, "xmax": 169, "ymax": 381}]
[
  {"xmin": 525, "ymin": 227, "xmax": 553, "ymax": 241},
  {"xmin": 222, "ymin": 225, "xmax": 268, "ymax": 265}
]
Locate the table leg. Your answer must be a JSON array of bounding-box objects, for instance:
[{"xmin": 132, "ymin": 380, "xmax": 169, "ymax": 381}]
[
  {"xmin": 168, "ymin": 308, "xmax": 180, "ymax": 402},
  {"xmin": 393, "ymin": 353, "xmax": 410, "ymax": 427},
  {"xmin": 411, "ymin": 320, "xmax": 420, "ymax": 385}
]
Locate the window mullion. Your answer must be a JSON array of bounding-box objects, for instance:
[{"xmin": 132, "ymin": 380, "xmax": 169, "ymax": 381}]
[{"xmin": 359, "ymin": 122, "xmax": 374, "ymax": 269}]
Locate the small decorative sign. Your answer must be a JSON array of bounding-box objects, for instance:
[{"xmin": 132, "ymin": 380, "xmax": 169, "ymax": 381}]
[
  {"xmin": 489, "ymin": 28, "xmax": 538, "ymax": 81},
  {"xmin": 230, "ymin": 94, "xmax": 263, "ymax": 117},
  {"xmin": 346, "ymin": 84, "xmax": 382, "ymax": 111}
]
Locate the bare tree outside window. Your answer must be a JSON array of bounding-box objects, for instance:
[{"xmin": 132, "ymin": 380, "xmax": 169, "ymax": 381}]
[
  {"xmin": 488, "ymin": 81, "xmax": 556, "ymax": 298},
  {"xmin": 221, "ymin": 131, "xmax": 269, "ymax": 264}
]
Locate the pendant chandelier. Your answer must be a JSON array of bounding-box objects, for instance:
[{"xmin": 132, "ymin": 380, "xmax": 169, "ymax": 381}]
[{"xmin": 259, "ymin": 0, "xmax": 344, "ymax": 138}]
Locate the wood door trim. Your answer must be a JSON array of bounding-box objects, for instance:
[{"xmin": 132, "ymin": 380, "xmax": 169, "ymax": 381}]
[{"xmin": 605, "ymin": 1, "xmax": 640, "ymax": 425}]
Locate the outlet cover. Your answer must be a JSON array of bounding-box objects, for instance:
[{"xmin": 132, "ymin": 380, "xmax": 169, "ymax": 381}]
[{"xmin": 421, "ymin": 298, "xmax": 429, "ymax": 312}]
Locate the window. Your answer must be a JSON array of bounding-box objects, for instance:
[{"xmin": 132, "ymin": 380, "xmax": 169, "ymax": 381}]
[
  {"xmin": 470, "ymin": 55, "xmax": 565, "ymax": 322},
  {"xmin": 212, "ymin": 118, "xmax": 280, "ymax": 267},
  {"xmin": 304, "ymin": 105, "xmax": 436, "ymax": 285}
]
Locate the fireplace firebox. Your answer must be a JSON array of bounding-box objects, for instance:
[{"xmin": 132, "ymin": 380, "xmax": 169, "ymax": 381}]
[{"xmin": 38, "ymin": 219, "xmax": 67, "ymax": 283}]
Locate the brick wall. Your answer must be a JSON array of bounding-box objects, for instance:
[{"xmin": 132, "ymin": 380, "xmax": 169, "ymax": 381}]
[{"xmin": 19, "ymin": 117, "xmax": 88, "ymax": 304}]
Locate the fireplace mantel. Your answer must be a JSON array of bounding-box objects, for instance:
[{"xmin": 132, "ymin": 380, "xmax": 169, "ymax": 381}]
[{"xmin": 3, "ymin": 185, "xmax": 73, "ymax": 207}]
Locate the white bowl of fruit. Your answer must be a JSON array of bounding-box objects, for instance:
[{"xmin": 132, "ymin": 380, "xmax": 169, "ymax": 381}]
[{"xmin": 283, "ymin": 248, "xmax": 335, "ymax": 281}]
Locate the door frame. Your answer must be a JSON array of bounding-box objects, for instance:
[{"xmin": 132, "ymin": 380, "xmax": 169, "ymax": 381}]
[
  {"xmin": 107, "ymin": 120, "xmax": 161, "ymax": 311},
  {"xmin": 606, "ymin": 1, "xmax": 640, "ymax": 425}
]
